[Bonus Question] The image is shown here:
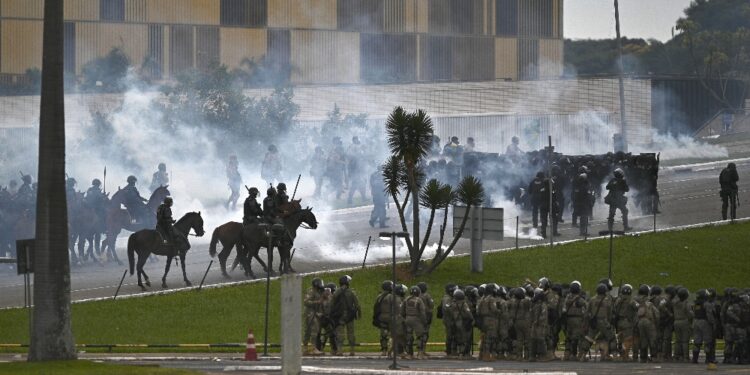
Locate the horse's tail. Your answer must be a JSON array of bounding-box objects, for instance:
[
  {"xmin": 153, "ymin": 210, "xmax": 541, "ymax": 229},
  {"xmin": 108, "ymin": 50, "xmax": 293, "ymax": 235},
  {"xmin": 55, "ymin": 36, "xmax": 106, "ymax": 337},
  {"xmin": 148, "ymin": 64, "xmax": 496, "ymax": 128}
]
[
  {"xmin": 209, "ymin": 227, "xmax": 220, "ymax": 258},
  {"xmin": 127, "ymin": 234, "xmax": 136, "ymax": 275}
]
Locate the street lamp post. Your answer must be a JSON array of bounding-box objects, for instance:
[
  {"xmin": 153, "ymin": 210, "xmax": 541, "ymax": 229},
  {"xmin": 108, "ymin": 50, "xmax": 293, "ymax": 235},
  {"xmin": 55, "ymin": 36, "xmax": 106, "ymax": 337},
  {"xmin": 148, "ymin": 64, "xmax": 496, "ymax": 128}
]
[
  {"xmin": 379, "ymin": 231, "xmax": 408, "ymax": 370},
  {"xmin": 263, "ymin": 226, "xmax": 273, "ymax": 357}
]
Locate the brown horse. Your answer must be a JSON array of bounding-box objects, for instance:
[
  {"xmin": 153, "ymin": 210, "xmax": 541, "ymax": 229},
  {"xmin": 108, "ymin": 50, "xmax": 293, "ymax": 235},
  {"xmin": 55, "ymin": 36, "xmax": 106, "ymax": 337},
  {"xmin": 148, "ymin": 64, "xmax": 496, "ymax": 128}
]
[
  {"xmin": 102, "ymin": 185, "xmax": 170, "ymax": 265},
  {"xmin": 127, "ymin": 211, "xmax": 205, "ymax": 290},
  {"xmin": 208, "ymin": 221, "xmax": 268, "ymax": 279},
  {"xmin": 209, "ymin": 201, "xmax": 317, "ymax": 278}
]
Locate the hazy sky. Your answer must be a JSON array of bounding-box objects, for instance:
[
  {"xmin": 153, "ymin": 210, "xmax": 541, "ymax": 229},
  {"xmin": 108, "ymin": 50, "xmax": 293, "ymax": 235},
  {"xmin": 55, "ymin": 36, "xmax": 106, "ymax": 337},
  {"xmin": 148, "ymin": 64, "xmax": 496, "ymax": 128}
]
[{"xmin": 565, "ymin": 0, "xmax": 694, "ymax": 41}]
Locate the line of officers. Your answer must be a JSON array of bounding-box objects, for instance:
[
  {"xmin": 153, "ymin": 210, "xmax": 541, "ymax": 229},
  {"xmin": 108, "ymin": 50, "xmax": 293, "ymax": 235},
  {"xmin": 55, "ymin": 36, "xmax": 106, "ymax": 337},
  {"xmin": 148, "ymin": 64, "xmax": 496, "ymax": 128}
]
[{"xmin": 369, "ymin": 278, "xmax": 750, "ymax": 365}]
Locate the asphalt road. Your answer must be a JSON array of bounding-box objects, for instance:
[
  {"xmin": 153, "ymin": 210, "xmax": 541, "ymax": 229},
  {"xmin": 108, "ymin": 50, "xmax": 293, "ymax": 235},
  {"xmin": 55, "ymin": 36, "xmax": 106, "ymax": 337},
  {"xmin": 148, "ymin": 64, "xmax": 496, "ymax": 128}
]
[
  {"xmin": 1, "ymin": 157, "xmax": 749, "ymax": 309},
  {"xmin": 5, "ymin": 352, "xmax": 742, "ymax": 375}
]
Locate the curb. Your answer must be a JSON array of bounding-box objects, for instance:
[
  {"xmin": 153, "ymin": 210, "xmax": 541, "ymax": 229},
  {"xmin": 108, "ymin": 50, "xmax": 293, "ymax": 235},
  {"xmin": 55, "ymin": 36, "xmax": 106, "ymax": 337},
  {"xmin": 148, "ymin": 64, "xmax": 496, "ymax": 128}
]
[{"xmin": 223, "ymin": 365, "xmax": 577, "ymax": 375}]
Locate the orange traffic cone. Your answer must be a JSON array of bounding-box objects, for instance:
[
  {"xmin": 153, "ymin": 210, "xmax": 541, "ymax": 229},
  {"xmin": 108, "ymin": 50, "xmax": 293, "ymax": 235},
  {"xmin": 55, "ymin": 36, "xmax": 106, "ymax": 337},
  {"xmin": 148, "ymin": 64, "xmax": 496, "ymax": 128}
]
[{"xmin": 244, "ymin": 328, "xmax": 258, "ymax": 361}]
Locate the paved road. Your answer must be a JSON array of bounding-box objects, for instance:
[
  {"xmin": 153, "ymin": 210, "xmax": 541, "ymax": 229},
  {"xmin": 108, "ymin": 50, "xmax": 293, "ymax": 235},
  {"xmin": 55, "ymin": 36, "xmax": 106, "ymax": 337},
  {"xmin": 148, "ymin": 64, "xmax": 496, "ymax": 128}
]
[
  {"xmin": 2, "ymin": 353, "xmax": 742, "ymax": 375},
  {"xmin": 1, "ymin": 158, "xmax": 749, "ymax": 308}
]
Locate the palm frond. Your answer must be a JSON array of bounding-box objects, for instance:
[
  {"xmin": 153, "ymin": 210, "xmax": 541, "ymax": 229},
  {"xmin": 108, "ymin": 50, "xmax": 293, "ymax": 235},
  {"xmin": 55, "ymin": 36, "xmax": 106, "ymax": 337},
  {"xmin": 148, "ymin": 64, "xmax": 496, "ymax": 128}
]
[
  {"xmin": 381, "ymin": 155, "xmax": 407, "ymax": 196},
  {"xmin": 456, "ymin": 175, "xmax": 485, "ymax": 207}
]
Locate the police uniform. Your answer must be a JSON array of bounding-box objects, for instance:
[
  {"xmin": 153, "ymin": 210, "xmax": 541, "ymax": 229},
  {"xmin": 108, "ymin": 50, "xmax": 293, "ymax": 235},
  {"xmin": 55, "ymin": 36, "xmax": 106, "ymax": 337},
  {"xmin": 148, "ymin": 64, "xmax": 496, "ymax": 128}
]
[
  {"xmin": 672, "ymin": 293, "xmax": 693, "ymax": 362},
  {"xmin": 402, "ymin": 293, "xmax": 427, "ymax": 358},
  {"xmin": 303, "ymin": 286, "xmax": 324, "ymax": 355},
  {"xmin": 243, "ymin": 195, "xmax": 263, "ymax": 225},
  {"xmin": 333, "ymin": 284, "xmax": 361, "ymax": 355}
]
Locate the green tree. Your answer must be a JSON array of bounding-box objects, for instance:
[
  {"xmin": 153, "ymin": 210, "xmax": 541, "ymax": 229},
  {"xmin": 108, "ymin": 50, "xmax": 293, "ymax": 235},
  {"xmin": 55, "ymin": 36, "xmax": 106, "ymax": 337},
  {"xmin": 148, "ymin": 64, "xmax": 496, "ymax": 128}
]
[
  {"xmin": 382, "ymin": 107, "xmax": 485, "ymax": 275},
  {"xmin": 80, "ymin": 47, "xmax": 131, "ymax": 92},
  {"xmin": 29, "ymin": 0, "xmax": 76, "ymax": 361}
]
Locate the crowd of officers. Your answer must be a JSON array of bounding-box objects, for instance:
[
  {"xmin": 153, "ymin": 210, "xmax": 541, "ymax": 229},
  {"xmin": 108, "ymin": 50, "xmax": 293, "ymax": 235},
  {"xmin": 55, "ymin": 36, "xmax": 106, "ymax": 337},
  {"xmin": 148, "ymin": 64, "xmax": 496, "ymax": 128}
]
[{"xmin": 364, "ymin": 277, "xmax": 750, "ymax": 364}]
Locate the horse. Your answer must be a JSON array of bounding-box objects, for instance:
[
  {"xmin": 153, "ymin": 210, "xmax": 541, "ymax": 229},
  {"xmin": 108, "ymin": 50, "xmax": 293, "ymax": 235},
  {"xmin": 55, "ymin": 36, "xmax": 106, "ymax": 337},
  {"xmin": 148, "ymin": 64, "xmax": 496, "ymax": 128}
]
[
  {"xmin": 102, "ymin": 185, "xmax": 170, "ymax": 265},
  {"xmin": 238, "ymin": 203, "xmax": 317, "ymax": 276},
  {"xmin": 127, "ymin": 211, "xmax": 205, "ymax": 290},
  {"xmin": 208, "ymin": 221, "xmax": 268, "ymax": 279}
]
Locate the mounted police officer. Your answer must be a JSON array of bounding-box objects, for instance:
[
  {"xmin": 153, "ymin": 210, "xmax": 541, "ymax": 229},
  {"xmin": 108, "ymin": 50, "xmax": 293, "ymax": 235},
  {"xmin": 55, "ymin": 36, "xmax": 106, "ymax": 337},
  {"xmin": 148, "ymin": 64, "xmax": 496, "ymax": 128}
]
[
  {"xmin": 65, "ymin": 177, "xmax": 78, "ymax": 204},
  {"xmin": 276, "ymin": 182, "xmax": 289, "ymax": 207},
  {"xmin": 605, "ymin": 168, "xmax": 632, "ymax": 232},
  {"xmin": 85, "ymin": 179, "xmax": 107, "ymax": 228},
  {"xmin": 243, "ymin": 187, "xmax": 263, "ymax": 225},
  {"xmin": 263, "ymin": 187, "xmax": 281, "ymax": 225},
  {"xmin": 719, "ymin": 162, "xmax": 739, "ymax": 220},
  {"xmin": 123, "ymin": 175, "xmax": 148, "ymax": 222},
  {"xmin": 149, "ymin": 162, "xmax": 169, "ymax": 193},
  {"xmin": 156, "ymin": 196, "xmax": 175, "ymax": 245}
]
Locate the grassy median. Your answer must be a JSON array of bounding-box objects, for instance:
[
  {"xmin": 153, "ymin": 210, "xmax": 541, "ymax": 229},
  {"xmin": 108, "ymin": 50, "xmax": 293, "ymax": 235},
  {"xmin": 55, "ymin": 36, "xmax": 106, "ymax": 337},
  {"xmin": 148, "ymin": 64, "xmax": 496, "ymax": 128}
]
[{"xmin": 0, "ymin": 221, "xmax": 748, "ymax": 352}]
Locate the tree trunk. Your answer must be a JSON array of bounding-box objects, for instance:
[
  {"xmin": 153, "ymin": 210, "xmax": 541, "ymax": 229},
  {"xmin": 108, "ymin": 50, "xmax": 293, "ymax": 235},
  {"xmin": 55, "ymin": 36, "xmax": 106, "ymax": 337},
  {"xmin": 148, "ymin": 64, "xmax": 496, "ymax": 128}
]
[
  {"xmin": 407, "ymin": 166, "xmax": 420, "ymax": 275},
  {"xmin": 29, "ymin": 0, "xmax": 76, "ymax": 361}
]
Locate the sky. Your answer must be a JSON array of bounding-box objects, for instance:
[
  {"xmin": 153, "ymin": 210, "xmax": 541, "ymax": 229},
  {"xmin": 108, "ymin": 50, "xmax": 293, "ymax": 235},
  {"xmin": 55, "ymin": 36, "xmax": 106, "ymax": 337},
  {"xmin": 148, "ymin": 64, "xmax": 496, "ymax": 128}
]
[{"xmin": 565, "ymin": 0, "xmax": 694, "ymax": 41}]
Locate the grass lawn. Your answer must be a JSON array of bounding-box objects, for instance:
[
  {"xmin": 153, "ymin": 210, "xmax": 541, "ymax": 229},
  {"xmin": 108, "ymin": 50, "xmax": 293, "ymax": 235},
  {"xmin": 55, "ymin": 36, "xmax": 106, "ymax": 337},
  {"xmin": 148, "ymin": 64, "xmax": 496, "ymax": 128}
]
[
  {"xmin": 0, "ymin": 221, "xmax": 747, "ymax": 352},
  {"xmin": 0, "ymin": 360, "xmax": 199, "ymax": 375}
]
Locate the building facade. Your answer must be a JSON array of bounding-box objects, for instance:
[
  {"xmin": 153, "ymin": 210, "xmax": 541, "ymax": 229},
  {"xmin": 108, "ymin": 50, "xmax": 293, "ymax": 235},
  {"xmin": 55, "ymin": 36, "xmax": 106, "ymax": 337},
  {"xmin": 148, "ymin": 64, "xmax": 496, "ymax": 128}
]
[{"xmin": 0, "ymin": 0, "xmax": 563, "ymax": 85}]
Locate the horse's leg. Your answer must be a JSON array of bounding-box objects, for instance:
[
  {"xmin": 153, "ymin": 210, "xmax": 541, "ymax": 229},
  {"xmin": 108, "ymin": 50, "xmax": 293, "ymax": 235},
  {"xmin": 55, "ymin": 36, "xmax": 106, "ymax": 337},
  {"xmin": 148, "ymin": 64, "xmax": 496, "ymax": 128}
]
[
  {"xmin": 94, "ymin": 232, "xmax": 102, "ymax": 255},
  {"xmin": 137, "ymin": 251, "xmax": 150, "ymax": 288},
  {"xmin": 240, "ymin": 244, "xmax": 256, "ymax": 279},
  {"xmin": 162, "ymin": 254, "xmax": 173, "ymax": 288},
  {"xmin": 77, "ymin": 234, "xmax": 87, "ymax": 262},
  {"xmin": 267, "ymin": 245, "xmax": 276, "ymax": 277},
  {"xmin": 218, "ymin": 242, "xmax": 231, "ymax": 279},
  {"xmin": 181, "ymin": 253, "xmax": 191, "ymax": 286}
]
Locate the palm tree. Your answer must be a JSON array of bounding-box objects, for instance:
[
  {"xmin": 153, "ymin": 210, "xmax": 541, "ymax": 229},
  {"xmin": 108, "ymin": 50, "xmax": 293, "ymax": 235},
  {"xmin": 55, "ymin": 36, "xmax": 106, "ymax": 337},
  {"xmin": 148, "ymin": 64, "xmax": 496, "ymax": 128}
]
[
  {"xmin": 385, "ymin": 107, "xmax": 433, "ymax": 274},
  {"xmin": 426, "ymin": 176, "xmax": 485, "ymax": 273},
  {"xmin": 29, "ymin": 0, "xmax": 76, "ymax": 361}
]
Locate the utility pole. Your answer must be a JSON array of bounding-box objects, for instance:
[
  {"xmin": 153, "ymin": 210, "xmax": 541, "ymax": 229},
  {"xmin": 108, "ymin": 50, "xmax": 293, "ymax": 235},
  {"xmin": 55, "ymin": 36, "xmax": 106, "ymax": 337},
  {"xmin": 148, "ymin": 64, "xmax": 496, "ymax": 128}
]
[{"xmin": 614, "ymin": 0, "xmax": 628, "ymax": 152}]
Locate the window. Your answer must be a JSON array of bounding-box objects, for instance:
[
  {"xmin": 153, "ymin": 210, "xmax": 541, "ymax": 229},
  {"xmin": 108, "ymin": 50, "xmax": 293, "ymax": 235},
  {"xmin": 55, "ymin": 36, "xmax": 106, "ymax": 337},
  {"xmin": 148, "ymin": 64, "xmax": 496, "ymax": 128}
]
[
  {"xmin": 496, "ymin": 0, "xmax": 518, "ymax": 36},
  {"xmin": 196, "ymin": 27, "xmax": 220, "ymax": 71},
  {"xmin": 146, "ymin": 25, "xmax": 164, "ymax": 79},
  {"xmin": 221, "ymin": 0, "xmax": 267, "ymax": 27},
  {"xmin": 170, "ymin": 25, "xmax": 194, "ymax": 75},
  {"xmin": 64, "ymin": 22, "xmax": 76, "ymax": 75},
  {"xmin": 100, "ymin": 0, "xmax": 125, "ymax": 22},
  {"xmin": 360, "ymin": 33, "xmax": 416, "ymax": 83},
  {"xmin": 338, "ymin": 0, "xmax": 384, "ymax": 32}
]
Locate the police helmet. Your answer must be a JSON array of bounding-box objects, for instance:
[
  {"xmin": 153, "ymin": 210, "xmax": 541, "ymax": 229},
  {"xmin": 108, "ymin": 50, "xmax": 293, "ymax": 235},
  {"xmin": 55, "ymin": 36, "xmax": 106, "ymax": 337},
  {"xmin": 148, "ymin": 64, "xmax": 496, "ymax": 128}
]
[
  {"xmin": 249, "ymin": 187, "xmax": 259, "ymax": 196},
  {"xmin": 497, "ymin": 285, "xmax": 508, "ymax": 298},
  {"xmin": 707, "ymin": 288, "xmax": 717, "ymax": 300},
  {"xmin": 598, "ymin": 278, "xmax": 614, "ymax": 291},
  {"xmin": 596, "ymin": 283, "xmax": 607, "ymax": 295},
  {"xmin": 536, "ymin": 171, "xmax": 545, "ymax": 179},
  {"xmin": 638, "ymin": 284, "xmax": 651, "ymax": 296},
  {"xmin": 339, "ymin": 275, "xmax": 352, "ymax": 286},
  {"xmin": 569, "ymin": 281, "xmax": 581, "ymax": 294},
  {"xmin": 665, "ymin": 285, "xmax": 676, "ymax": 297},
  {"xmin": 453, "ymin": 289, "xmax": 465, "ymax": 300},
  {"xmin": 551, "ymin": 283, "xmax": 563, "ymax": 296},
  {"xmin": 312, "ymin": 278, "xmax": 324, "ymax": 289},
  {"xmin": 164, "ymin": 196, "xmax": 173, "ymax": 205},
  {"xmin": 512, "ymin": 136, "xmax": 519, "ymax": 144},
  {"xmin": 277, "ymin": 183, "xmax": 287, "ymax": 191},
  {"xmin": 445, "ymin": 283, "xmax": 457, "ymax": 295},
  {"xmin": 513, "ymin": 287, "xmax": 526, "ymax": 299},
  {"xmin": 326, "ymin": 282, "xmax": 337, "ymax": 293},
  {"xmin": 22, "ymin": 175, "xmax": 32, "ymax": 183},
  {"xmin": 621, "ymin": 284, "xmax": 633, "ymax": 295},
  {"xmin": 450, "ymin": 136, "xmax": 459, "ymax": 143},
  {"xmin": 382, "ymin": 280, "xmax": 393, "ymax": 292},
  {"xmin": 728, "ymin": 162, "xmax": 737, "ymax": 170},
  {"xmin": 676, "ymin": 287, "xmax": 688, "ymax": 300},
  {"xmin": 578, "ymin": 173, "xmax": 588, "ymax": 181},
  {"xmin": 613, "ymin": 168, "xmax": 624, "ymax": 178},
  {"xmin": 525, "ymin": 285, "xmax": 535, "ymax": 297},
  {"xmin": 578, "ymin": 166, "xmax": 588, "ymax": 174},
  {"xmin": 538, "ymin": 277, "xmax": 550, "ymax": 290},
  {"xmin": 92, "ymin": 178, "xmax": 101, "ymax": 186},
  {"xmin": 395, "ymin": 284, "xmax": 407, "ymax": 297},
  {"xmin": 465, "ymin": 286, "xmax": 479, "ymax": 299},
  {"xmin": 267, "ymin": 187, "xmax": 276, "ymax": 196},
  {"xmin": 533, "ymin": 288, "xmax": 544, "ymax": 301},
  {"xmin": 417, "ymin": 282, "xmax": 428, "ymax": 294},
  {"xmin": 696, "ymin": 289, "xmax": 708, "ymax": 300},
  {"xmin": 127, "ymin": 175, "xmax": 137, "ymax": 184},
  {"xmin": 268, "ymin": 144, "xmax": 278, "ymax": 152},
  {"xmin": 477, "ymin": 284, "xmax": 486, "ymax": 297},
  {"xmin": 651, "ymin": 285, "xmax": 663, "ymax": 296},
  {"xmin": 410, "ymin": 286, "xmax": 421, "ymax": 296},
  {"xmin": 484, "ymin": 283, "xmax": 496, "ymax": 295},
  {"xmin": 158, "ymin": 162, "xmax": 166, "ymax": 171}
]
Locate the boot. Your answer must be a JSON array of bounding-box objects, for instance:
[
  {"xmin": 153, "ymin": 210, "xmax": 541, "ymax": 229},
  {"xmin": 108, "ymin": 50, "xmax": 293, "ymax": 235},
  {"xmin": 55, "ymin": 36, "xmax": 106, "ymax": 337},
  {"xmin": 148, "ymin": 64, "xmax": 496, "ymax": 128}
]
[{"xmin": 623, "ymin": 216, "xmax": 633, "ymax": 231}]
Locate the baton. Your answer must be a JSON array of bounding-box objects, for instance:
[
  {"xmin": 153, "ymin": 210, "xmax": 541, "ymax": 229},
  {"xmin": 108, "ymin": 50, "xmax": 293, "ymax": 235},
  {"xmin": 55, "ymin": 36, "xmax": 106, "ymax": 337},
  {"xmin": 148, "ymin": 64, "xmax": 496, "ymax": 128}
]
[
  {"xmin": 103, "ymin": 166, "xmax": 107, "ymax": 194},
  {"xmin": 291, "ymin": 174, "xmax": 301, "ymax": 200}
]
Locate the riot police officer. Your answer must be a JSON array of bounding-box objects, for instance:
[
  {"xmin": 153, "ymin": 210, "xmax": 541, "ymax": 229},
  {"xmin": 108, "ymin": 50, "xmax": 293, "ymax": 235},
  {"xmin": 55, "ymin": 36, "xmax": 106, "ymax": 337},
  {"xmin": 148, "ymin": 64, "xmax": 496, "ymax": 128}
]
[
  {"xmin": 243, "ymin": 187, "xmax": 263, "ymax": 225},
  {"xmin": 719, "ymin": 162, "xmax": 739, "ymax": 220},
  {"xmin": 402, "ymin": 286, "xmax": 428, "ymax": 359},
  {"xmin": 605, "ymin": 168, "xmax": 632, "ymax": 232},
  {"xmin": 156, "ymin": 196, "xmax": 175, "ymax": 244},
  {"xmin": 528, "ymin": 172, "xmax": 545, "ymax": 228},
  {"xmin": 332, "ymin": 275, "xmax": 361, "ymax": 356},
  {"xmin": 304, "ymin": 278, "xmax": 325, "ymax": 355},
  {"xmin": 263, "ymin": 187, "xmax": 280, "ymax": 224},
  {"xmin": 276, "ymin": 182, "xmax": 289, "ymax": 207},
  {"xmin": 85, "ymin": 179, "xmax": 107, "ymax": 227}
]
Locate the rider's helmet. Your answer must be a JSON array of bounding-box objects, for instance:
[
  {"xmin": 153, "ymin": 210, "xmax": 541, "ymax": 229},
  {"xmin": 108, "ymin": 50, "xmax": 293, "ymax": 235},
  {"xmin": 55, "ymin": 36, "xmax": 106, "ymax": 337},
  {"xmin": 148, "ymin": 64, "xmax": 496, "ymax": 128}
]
[
  {"xmin": 127, "ymin": 175, "xmax": 137, "ymax": 184},
  {"xmin": 92, "ymin": 179, "xmax": 101, "ymax": 187},
  {"xmin": 267, "ymin": 187, "xmax": 276, "ymax": 196},
  {"xmin": 158, "ymin": 162, "xmax": 166, "ymax": 171},
  {"xmin": 277, "ymin": 183, "xmax": 287, "ymax": 192},
  {"xmin": 164, "ymin": 196, "xmax": 173, "ymax": 206}
]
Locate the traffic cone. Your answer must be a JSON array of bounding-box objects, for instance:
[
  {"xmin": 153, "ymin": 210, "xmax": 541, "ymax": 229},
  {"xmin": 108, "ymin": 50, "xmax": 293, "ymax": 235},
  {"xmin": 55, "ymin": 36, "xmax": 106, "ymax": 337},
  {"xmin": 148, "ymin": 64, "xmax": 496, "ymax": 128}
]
[{"xmin": 244, "ymin": 328, "xmax": 258, "ymax": 361}]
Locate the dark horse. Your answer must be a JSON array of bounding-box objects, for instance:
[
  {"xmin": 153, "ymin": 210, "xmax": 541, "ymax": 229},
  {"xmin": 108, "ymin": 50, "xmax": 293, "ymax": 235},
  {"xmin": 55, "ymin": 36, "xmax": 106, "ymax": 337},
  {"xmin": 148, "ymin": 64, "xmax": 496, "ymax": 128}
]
[
  {"xmin": 103, "ymin": 185, "xmax": 170, "ymax": 265},
  {"xmin": 127, "ymin": 211, "xmax": 205, "ymax": 290},
  {"xmin": 209, "ymin": 202, "xmax": 317, "ymax": 278}
]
